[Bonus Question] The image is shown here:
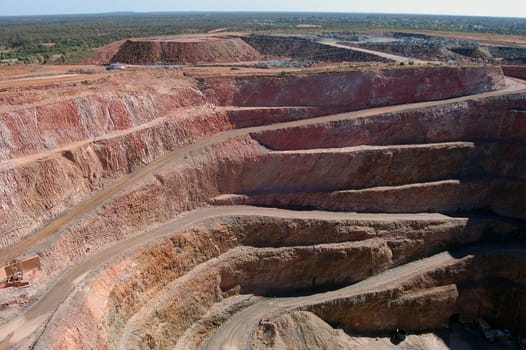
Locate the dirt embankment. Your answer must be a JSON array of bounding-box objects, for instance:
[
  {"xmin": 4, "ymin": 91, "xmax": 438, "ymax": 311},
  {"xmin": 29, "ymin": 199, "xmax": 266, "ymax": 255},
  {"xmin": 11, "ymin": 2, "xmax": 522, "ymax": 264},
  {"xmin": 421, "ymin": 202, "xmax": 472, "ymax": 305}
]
[
  {"xmin": 82, "ymin": 39, "xmax": 128, "ymax": 65},
  {"xmin": 110, "ymin": 37, "xmax": 262, "ymax": 65}
]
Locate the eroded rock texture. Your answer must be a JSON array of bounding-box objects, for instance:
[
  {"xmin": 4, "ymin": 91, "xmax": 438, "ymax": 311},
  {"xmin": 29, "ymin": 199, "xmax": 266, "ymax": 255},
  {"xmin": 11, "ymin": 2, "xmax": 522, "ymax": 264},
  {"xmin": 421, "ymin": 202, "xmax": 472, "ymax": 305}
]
[{"xmin": 0, "ymin": 63, "xmax": 524, "ymax": 350}]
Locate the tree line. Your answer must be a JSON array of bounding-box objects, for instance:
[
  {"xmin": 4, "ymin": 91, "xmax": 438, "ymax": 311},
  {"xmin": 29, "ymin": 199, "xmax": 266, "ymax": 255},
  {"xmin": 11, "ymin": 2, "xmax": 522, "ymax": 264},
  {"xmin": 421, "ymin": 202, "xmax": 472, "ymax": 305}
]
[{"xmin": 1, "ymin": 12, "xmax": 524, "ymax": 64}]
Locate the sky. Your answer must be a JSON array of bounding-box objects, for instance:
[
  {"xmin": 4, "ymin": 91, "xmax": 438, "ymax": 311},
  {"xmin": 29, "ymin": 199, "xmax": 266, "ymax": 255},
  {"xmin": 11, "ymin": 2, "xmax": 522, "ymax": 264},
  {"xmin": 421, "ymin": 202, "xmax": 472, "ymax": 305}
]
[{"xmin": 1, "ymin": 0, "xmax": 525, "ymax": 18}]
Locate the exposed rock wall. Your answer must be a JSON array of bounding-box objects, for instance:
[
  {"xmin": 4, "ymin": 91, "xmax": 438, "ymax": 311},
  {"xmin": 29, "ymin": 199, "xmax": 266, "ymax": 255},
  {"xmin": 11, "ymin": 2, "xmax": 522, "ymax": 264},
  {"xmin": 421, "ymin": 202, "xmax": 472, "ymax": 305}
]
[
  {"xmin": 215, "ymin": 93, "xmax": 526, "ymax": 220},
  {"xmin": 229, "ymin": 179, "xmax": 526, "ymax": 219},
  {"xmin": 34, "ymin": 216, "xmax": 525, "ymax": 350},
  {"xmin": 215, "ymin": 142, "xmax": 499, "ymax": 193},
  {"xmin": 0, "ymin": 109, "xmax": 233, "ymax": 248},
  {"xmin": 224, "ymin": 106, "xmax": 342, "ymax": 128},
  {"xmin": 1, "ymin": 66, "xmax": 505, "ymax": 250},
  {"xmin": 252, "ymin": 94, "xmax": 526, "ymax": 150},
  {"xmin": 307, "ymin": 252, "xmax": 526, "ymax": 334},
  {"xmin": 502, "ymin": 65, "xmax": 526, "ymax": 80},
  {"xmin": 1, "ymin": 65, "xmax": 520, "ymax": 349},
  {"xmin": 203, "ymin": 66, "xmax": 505, "ymax": 108},
  {"xmin": 0, "ymin": 83, "xmax": 206, "ymax": 161},
  {"xmin": 29, "ymin": 137, "xmax": 262, "ymax": 287}
]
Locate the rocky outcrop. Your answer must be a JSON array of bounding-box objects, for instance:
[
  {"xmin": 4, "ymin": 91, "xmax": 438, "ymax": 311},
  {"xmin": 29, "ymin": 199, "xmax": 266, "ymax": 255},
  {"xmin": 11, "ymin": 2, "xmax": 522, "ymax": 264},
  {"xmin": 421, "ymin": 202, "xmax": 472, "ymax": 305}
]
[{"xmin": 251, "ymin": 311, "xmax": 353, "ymax": 350}]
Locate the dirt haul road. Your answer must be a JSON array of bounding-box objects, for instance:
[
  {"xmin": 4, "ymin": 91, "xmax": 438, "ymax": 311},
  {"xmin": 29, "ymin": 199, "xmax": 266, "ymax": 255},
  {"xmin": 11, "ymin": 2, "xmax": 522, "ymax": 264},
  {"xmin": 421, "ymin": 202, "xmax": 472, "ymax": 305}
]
[
  {"xmin": 317, "ymin": 39, "xmax": 430, "ymax": 64},
  {"xmin": 0, "ymin": 206, "xmax": 450, "ymax": 348},
  {"xmin": 201, "ymin": 245, "xmax": 526, "ymax": 350},
  {"xmin": 0, "ymin": 76, "xmax": 525, "ymax": 349},
  {"xmin": 1, "ymin": 77, "xmax": 525, "ymax": 266}
]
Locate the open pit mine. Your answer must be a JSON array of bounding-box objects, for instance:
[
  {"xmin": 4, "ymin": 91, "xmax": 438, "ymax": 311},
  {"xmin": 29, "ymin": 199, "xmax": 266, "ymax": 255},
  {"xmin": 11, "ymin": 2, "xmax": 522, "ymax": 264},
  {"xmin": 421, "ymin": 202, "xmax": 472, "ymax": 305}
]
[{"xmin": 0, "ymin": 33, "xmax": 526, "ymax": 350}]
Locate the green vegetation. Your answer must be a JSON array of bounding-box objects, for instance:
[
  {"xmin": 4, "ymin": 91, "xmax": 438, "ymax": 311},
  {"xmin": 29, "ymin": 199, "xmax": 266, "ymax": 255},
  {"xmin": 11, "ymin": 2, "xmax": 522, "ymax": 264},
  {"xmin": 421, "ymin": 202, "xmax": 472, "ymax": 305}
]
[{"xmin": 1, "ymin": 12, "xmax": 525, "ymax": 64}]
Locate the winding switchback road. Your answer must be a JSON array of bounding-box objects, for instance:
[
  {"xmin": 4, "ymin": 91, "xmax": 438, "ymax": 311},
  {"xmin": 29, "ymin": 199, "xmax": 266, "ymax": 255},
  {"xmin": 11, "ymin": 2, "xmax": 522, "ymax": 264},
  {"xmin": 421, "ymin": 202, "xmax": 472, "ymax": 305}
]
[
  {"xmin": 0, "ymin": 206, "xmax": 450, "ymax": 348},
  {"xmin": 0, "ymin": 75, "xmax": 525, "ymax": 349},
  {"xmin": 202, "ymin": 245, "xmax": 526, "ymax": 350}
]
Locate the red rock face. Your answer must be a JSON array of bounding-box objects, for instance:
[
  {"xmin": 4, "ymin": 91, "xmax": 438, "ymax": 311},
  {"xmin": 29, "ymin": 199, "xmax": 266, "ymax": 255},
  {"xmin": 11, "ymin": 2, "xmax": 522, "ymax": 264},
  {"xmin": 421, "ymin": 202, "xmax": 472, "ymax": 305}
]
[
  {"xmin": 0, "ymin": 66, "xmax": 505, "ymax": 249},
  {"xmin": 203, "ymin": 66, "xmax": 505, "ymax": 108},
  {"xmin": 251, "ymin": 93, "xmax": 526, "ymax": 149},
  {"xmin": 502, "ymin": 65, "xmax": 526, "ymax": 80},
  {"xmin": 0, "ymin": 88, "xmax": 207, "ymax": 162}
]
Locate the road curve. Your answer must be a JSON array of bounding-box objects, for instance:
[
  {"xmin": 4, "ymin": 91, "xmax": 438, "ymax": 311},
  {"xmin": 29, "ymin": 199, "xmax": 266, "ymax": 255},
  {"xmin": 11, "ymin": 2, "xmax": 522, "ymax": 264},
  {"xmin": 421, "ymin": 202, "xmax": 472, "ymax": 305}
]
[
  {"xmin": 0, "ymin": 76, "xmax": 525, "ymax": 349},
  {"xmin": 1, "ymin": 77, "xmax": 525, "ymax": 265},
  {"xmin": 202, "ymin": 245, "xmax": 526, "ymax": 350},
  {"xmin": 0, "ymin": 206, "xmax": 452, "ymax": 348}
]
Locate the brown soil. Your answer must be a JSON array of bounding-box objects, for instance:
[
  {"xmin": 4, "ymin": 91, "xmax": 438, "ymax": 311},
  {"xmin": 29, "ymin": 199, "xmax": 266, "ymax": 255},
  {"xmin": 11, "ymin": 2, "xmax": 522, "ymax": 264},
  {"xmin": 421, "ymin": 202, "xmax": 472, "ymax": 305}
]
[{"xmin": 110, "ymin": 35, "xmax": 262, "ymax": 65}]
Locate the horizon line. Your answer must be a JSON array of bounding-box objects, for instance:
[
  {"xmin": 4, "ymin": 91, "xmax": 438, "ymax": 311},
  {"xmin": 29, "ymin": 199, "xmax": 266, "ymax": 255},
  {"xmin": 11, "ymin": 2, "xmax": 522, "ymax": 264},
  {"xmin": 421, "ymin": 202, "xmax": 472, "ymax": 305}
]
[{"xmin": 1, "ymin": 10, "xmax": 525, "ymax": 20}]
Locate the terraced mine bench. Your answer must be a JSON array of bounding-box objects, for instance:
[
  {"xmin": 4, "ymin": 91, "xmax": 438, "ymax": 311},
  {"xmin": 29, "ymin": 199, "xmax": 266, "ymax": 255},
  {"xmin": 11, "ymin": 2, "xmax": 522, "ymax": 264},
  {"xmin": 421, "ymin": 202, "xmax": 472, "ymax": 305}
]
[{"xmin": 0, "ymin": 58, "xmax": 524, "ymax": 349}]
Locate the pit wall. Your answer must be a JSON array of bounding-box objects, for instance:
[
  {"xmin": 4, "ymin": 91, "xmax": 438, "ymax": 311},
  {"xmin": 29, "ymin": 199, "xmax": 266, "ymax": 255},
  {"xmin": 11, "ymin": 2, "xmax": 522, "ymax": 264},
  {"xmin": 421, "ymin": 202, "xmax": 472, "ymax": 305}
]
[
  {"xmin": 31, "ymin": 137, "xmax": 263, "ymax": 286},
  {"xmin": 502, "ymin": 65, "xmax": 526, "ymax": 80},
  {"xmin": 232, "ymin": 178, "xmax": 526, "ymax": 219},
  {"xmin": 252, "ymin": 92, "xmax": 526, "ymax": 150},
  {"xmin": 0, "ymin": 79, "xmax": 210, "ymax": 246},
  {"xmin": 0, "ymin": 83, "xmax": 206, "ymax": 161},
  {"xmin": 215, "ymin": 142, "xmax": 525, "ymax": 194},
  {"xmin": 202, "ymin": 66, "xmax": 505, "ymax": 108},
  {"xmin": 224, "ymin": 106, "xmax": 343, "ymax": 128},
  {"xmin": 216, "ymin": 94, "xmax": 526, "ymax": 220},
  {"xmin": 0, "ymin": 66, "xmax": 506, "ymax": 250},
  {"xmin": 26, "ymin": 92, "xmax": 526, "ymax": 300},
  {"xmin": 34, "ymin": 215, "xmax": 524, "ymax": 350},
  {"xmin": 306, "ymin": 253, "xmax": 526, "ymax": 335},
  {"xmin": 0, "ymin": 110, "xmax": 232, "ymax": 248}
]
